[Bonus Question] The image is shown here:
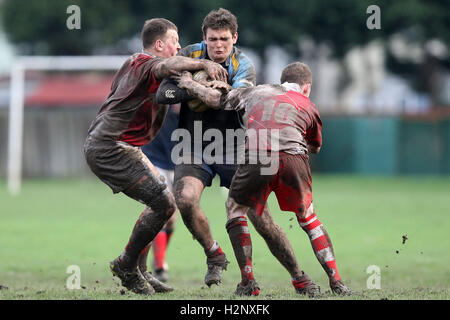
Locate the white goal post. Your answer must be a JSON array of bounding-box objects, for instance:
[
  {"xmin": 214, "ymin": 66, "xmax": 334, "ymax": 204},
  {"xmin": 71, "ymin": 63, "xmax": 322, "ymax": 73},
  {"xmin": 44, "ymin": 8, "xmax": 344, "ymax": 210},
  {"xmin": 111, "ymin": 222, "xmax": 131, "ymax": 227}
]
[{"xmin": 7, "ymin": 55, "xmax": 129, "ymax": 195}]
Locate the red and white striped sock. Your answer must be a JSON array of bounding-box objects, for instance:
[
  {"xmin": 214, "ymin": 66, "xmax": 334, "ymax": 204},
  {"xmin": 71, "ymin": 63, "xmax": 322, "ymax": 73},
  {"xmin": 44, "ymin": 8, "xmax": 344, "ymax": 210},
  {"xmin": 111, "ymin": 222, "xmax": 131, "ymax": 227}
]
[
  {"xmin": 226, "ymin": 216, "xmax": 255, "ymax": 285},
  {"xmin": 297, "ymin": 213, "xmax": 341, "ymax": 282},
  {"xmin": 206, "ymin": 240, "xmax": 225, "ymax": 258}
]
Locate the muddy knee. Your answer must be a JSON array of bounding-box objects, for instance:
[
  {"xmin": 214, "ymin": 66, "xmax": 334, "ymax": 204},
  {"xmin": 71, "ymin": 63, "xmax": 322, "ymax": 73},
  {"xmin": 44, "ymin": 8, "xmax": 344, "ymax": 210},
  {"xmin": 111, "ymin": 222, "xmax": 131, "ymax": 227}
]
[
  {"xmin": 125, "ymin": 175, "xmax": 176, "ymax": 218},
  {"xmin": 150, "ymin": 190, "xmax": 176, "ymax": 219},
  {"xmin": 174, "ymin": 182, "xmax": 200, "ymax": 215}
]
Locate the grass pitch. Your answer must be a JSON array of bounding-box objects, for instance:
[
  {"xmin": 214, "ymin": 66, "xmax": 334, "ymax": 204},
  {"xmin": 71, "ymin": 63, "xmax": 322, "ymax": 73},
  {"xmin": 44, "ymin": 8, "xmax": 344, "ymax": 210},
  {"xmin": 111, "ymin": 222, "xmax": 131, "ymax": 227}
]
[{"xmin": 0, "ymin": 175, "xmax": 449, "ymax": 300}]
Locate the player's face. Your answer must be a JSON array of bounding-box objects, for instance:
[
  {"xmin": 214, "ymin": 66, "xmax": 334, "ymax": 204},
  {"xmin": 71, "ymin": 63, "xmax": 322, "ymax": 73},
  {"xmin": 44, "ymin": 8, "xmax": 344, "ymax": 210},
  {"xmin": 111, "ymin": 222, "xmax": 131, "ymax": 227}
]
[
  {"xmin": 203, "ymin": 28, "xmax": 237, "ymax": 64},
  {"xmin": 160, "ymin": 29, "xmax": 181, "ymax": 58}
]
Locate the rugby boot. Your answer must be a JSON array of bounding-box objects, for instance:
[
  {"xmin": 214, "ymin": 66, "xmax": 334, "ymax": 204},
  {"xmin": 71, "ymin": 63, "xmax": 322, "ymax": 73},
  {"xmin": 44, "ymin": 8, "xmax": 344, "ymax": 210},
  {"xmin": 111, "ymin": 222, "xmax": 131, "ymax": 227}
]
[
  {"xmin": 234, "ymin": 279, "xmax": 260, "ymax": 296},
  {"xmin": 330, "ymin": 279, "xmax": 353, "ymax": 296},
  {"xmin": 110, "ymin": 257, "xmax": 155, "ymax": 295},
  {"xmin": 142, "ymin": 271, "xmax": 173, "ymax": 293},
  {"xmin": 292, "ymin": 272, "xmax": 321, "ymax": 298},
  {"xmin": 204, "ymin": 252, "xmax": 230, "ymax": 287}
]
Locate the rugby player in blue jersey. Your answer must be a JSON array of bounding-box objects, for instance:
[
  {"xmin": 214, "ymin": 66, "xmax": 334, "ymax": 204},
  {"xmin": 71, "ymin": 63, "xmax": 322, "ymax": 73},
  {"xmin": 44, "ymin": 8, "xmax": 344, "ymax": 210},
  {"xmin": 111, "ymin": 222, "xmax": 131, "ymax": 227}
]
[{"xmin": 156, "ymin": 8, "xmax": 256, "ymax": 287}]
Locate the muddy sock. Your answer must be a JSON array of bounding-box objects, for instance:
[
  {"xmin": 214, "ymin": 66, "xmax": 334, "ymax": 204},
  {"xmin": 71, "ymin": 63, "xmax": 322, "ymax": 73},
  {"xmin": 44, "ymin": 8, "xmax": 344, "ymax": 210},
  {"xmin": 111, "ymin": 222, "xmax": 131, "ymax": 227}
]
[
  {"xmin": 297, "ymin": 213, "xmax": 341, "ymax": 282},
  {"xmin": 204, "ymin": 240, "xmax": 223, "ymax": 257},
  {"xmin": 137, "ymin": 243, "xmax": 151, "ymax": 272},
  {"xmin": 119, "ymin": 209, "xmax": 166, "ymax": 271},
  {"xmin": 226, "ymin": 216, "xmax": 254, "ymax": 285}
]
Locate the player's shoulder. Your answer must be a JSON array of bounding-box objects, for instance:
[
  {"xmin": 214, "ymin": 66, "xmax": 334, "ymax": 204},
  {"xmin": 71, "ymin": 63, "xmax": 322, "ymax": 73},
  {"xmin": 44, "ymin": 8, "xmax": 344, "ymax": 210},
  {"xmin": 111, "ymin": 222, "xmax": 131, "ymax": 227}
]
[
  {"xmin": 256, "ymin": 83, "xmax": 282, "ymax": 94},
  {"xmin": 278, "ymin": 86, "xmax": 318, "ymax": 113},
  {"xmin": 178, "ymin": 42, "xmax": 206, "ymax": 59},
  {"xmin": 230, "ymin": 46, "xmax": 254, "ymax": 71},
  {"xmin": 232, "ymin": 46, "xmax": 251, "ymax": 61},
  {"xmin": 251, "ymin": 84, "xmax": 287, "ymax": 103},
  {"xmin": 298, "ymin": 96, "xmax": 321, "ymax": 120},
  {"xmin": 309, "ymin": 100, "xmax": 320, "ymax": 115},
  {"xmin": 127, "ymin": 52, "xmax": 162, "ymax": 69},
  {"xmin": 229, "ymin": 47, "xmax": 256, "ymax": 88},
  {"xmin": 129, "ymin": 52, "xmax": 153, "ymax": 61},
  {"xmin": 297, "ymin": 94, "xmax": 317, "ymax": 113},
  {"xmin": 229, "ymin": 84, "xmax": 274, "ymax": 103},
  {"xmin": 281, "ymin": 84, "xmax": 311, "ymax": 104}
]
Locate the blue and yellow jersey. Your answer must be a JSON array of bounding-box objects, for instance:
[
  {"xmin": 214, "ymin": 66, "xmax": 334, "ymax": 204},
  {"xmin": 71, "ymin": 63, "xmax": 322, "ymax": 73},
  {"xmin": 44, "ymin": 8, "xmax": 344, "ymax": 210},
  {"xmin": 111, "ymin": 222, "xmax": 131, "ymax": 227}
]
[
  {"xmin": 176, "ymin": 41, "xmax": 256, "ymax": 152},
  {"xmin": 178, "ymin": 41, "xmax": 256, "ymax": 89}
]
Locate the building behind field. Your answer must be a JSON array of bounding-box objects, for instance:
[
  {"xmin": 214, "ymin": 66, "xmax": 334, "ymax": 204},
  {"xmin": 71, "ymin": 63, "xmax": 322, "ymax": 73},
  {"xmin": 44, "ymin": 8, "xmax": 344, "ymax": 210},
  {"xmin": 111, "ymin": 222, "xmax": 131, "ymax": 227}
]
[
  {"xmin": 0, "ymin": 1, "xmax": 449, "ymax": 179},
  {"xmin": 0, "ymin": 67, "xmax": 448, "ymax": 178},
  {"xmin": 0, "ymin": 71, "xmax": 112, "ymax": 178}
]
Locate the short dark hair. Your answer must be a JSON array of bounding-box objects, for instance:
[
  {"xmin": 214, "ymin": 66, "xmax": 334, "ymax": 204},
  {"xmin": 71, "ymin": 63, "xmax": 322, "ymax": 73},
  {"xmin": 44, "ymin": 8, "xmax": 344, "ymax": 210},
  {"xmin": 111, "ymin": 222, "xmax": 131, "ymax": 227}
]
[
  {"xmin": 202, "ymin": 8, "xmax": 238, "ymax": 36},
  {"xmin": 280, "ymin": 62, "xmax": 312, "ymax": 86},
  {"xmin": 141, "ymin": 18, "xmax": 178, "ymax": 49}
]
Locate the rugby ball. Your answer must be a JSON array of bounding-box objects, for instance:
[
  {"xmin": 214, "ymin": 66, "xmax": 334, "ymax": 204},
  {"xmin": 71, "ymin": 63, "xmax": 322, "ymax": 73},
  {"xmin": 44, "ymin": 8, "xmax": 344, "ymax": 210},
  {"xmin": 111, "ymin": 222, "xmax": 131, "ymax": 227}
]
[{"xmin": 187, "ymin": 70, "xmax": 210, "ymax": 112}]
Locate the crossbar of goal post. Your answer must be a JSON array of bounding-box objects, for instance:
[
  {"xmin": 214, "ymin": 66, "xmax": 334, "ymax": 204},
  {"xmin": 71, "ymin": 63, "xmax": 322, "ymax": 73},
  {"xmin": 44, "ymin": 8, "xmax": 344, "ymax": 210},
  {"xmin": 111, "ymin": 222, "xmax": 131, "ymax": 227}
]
[{"xmin": 7, "ymin": 55, "xmax": 129, "ymax": 195}]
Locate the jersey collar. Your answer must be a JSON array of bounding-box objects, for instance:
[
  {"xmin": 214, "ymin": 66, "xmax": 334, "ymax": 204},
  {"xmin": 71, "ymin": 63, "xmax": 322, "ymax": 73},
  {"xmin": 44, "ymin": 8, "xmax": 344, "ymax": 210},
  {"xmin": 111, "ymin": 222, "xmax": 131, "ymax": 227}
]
[
  {"xmin": 141, "ymin": 50, "xmax": 156, "ymax": 58},
  {"xmin": 281, "ymin": 82, "xmax": 301, "ymax": 93}
]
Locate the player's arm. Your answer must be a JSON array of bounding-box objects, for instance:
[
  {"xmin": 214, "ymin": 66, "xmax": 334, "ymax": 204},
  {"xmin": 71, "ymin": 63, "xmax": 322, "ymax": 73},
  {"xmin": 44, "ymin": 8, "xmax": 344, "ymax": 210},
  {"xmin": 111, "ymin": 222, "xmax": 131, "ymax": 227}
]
[
  {"xmin": 306, "ymin": 131, "xmax": 322, "ymax": 154},
  {"xmin": 176, "ymin": 71, "xmax": 252, "ymax": 111},
  {"xmin": 305, "ymin": 106, "xmax": 323, "ymax": 154},
  {"xmin": 156, "ymin": 73, "xmax": 231, "ymax": 105},
  {"xmin": 155, "ymin": 78, "xmax": 191, "ymax": 105},
  {"xmin": 154, "ymin": 56, "xmax": 227, "ymax": 82},
  {"xmin": 175, "ymin": 71, "xmax": 226, "ymax": 109}
]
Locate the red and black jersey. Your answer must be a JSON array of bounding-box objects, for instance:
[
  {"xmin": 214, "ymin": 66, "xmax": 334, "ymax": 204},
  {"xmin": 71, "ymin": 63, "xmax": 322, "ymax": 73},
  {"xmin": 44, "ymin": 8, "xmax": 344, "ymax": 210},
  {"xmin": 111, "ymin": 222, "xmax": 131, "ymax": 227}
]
[{"xmin": 87, "ymin": 53, "xmax": 168, "ymax": 146}]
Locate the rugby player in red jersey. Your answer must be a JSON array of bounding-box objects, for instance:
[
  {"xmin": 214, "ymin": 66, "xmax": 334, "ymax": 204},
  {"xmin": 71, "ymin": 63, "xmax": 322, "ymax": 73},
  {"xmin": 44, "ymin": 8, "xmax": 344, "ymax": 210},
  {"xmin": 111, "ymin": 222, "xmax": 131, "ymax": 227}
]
[
  {"xmin": 175, "ymin": 62, "xmax": 352, "ymax": 297},
  {"xmin": 83, "ymin": 18, "xmax": 227, "ymax": 295}
]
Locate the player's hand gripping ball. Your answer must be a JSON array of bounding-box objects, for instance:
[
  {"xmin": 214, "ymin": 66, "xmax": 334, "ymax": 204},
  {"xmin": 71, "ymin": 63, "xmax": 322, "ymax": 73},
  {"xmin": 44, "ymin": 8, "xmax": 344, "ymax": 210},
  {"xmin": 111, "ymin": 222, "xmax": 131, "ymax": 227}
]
[{"xmin": 187, "ymin": 70, "xmax": 211, "ymax": 112}]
